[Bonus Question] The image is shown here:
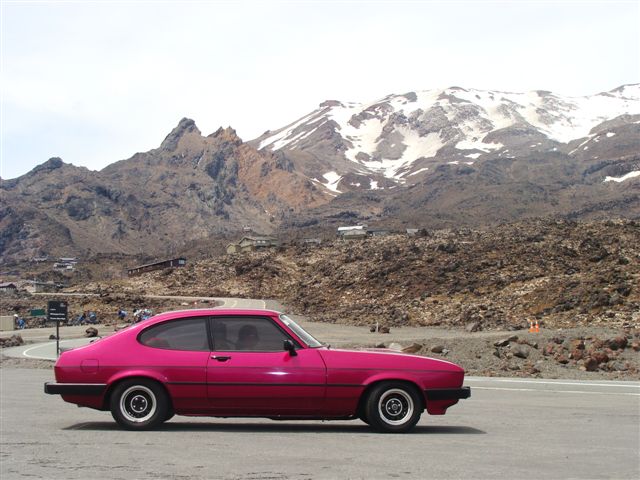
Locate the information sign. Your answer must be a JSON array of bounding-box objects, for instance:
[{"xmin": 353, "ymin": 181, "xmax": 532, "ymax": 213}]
[{"xmin": 47, "ymin": 301, "xmax": 68, "ymax": 323}]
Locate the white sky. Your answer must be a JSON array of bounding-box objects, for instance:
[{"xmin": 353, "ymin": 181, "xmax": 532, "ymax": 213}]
[{"xmin": 1, "ymin": 0, "xmax": 639, "ymax": 179}]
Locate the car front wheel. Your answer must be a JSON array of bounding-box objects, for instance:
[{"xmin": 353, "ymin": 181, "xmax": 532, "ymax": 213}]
[
  {"xmin": 110, "ymin": 379, "xmax": 168, "ymax": 430},
  {"xmin": 364, "ymin": 382, "xmax": 422, "ymax": 433}
]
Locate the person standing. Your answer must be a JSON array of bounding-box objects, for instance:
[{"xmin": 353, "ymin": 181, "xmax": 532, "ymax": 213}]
[{"xmin": 14, "ymin": 314, "xmax": 26, "ymax": 329}]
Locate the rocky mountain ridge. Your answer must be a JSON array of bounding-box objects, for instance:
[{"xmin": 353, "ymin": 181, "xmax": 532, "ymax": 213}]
[
  {"xmin": 0, "ymin": 119, "xmax": 330, "ymax": 261},
  {"xmin": 2, "ymin": 84, "xmax": 639, "ymax": 262}
]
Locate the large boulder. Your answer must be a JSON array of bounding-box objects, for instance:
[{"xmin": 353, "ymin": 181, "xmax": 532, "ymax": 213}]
[
  {"xmin": 511, "ymin": 344, "xmax": 530, "ymax": 359},
  {"xmin": 402, "ymin": 343, "xmax": 423, "ymax": 354},
  {"xmin": 0, "ymin": 335, "xmax": 24, "ymax": 348},
  {"xmin": 583, "ymin": 357, "xmax": 599, "ymax": 371},
  {"xmin": 511, "ymin": 343, "xmax": 529, "ymax": 358},
  {"xmin": 606, "ymin": 336, "xmax": 628, "ymax": 350},
  {"xmin": 85, "ymin": 327, "xmax": 98, "ymax": 338}
]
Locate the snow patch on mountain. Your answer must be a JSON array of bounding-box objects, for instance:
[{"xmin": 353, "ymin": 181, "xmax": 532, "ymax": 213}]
[
  {"xmin": 398, "ymin": 129, "xmax": 444, "ymax": 162},
  {"xmin": 322, "ymin": 171, "xmax": 342, "ymax": 193},
  {"xmin": 342, "ymin": 118, "xmax": 385, "ymax": 163},
  {"xmin": 258, "ymin": 110, "xmax": 323, "ymax": 150},
  {"xmin": 455, "ymin": 137, "xmax": 503, "ymax": 152},
  {"xmin": 604, "ymin": 171, "xmax": 640, "ymax": 183},
  {"xmin": 353, "ymin": 129, "xmax": 444, "ymax": 179},
  {"xmin": 407, "ymin": 167, "xmax": 429, "ymax": 176}
]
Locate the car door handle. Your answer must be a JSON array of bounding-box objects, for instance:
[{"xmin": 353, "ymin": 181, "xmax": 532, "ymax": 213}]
[{"xmin": 211, "ymin": 355, "xmax": 231, "ymax": 362}]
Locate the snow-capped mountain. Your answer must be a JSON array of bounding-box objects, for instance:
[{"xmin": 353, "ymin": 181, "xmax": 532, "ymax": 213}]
[
  {"xmin": 3, "ymin": 85, "xmax": 639, "ymax": 262},
  {"xmin": 252, "ymin": 84, "xmax": 640, "ymax": 194}
]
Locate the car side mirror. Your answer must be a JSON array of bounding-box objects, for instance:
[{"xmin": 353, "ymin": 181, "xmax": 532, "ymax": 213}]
[{"xmin": 283, "ymin": 339, "xmax": 297, "ymax": 356}]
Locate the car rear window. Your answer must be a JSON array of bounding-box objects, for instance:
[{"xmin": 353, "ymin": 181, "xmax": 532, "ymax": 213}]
[{"xmin": 139, "ymin": 318, "xmax": 209, "ymax": 351}]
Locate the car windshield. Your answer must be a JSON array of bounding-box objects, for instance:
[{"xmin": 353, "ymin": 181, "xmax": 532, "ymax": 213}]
[{"xmin": 279, "ymin": 314, "xmax": 323, "ymax": 348}]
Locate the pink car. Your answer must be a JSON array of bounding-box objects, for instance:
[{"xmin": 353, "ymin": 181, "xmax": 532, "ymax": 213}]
[{"xmin": 45, "ymin": 309, "xmax": 470, "ymax": 433}]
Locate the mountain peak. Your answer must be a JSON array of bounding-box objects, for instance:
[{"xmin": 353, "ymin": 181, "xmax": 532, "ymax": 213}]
[
  {"xmin": 160, "ymin": 117, "xmax": 201, "ymax": 151},
  {"xmin": 319, "ymin": 100, "xmax": 344, "ymax": 108},
  {"xmin": 30, "ymin": 157, "xmax": 65, "ymax": 175},
  {"xmin": 208, "ymin": 126, "xmax": 243, "ymax": 145}
]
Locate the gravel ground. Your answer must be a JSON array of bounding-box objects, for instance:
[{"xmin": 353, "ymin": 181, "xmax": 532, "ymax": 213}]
[{"xmin": 0, "ymin": 355, "xmax": 53, "ymax": 369}]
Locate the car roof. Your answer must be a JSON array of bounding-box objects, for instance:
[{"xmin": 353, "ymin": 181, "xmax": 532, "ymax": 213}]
[{"xmin": 148, "ymin": 308, "xmax": 283, "ymax": 323}]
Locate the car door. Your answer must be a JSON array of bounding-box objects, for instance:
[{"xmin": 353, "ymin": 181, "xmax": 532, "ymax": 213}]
[
  {"xmin": 206, "ymin": 316, "xmax": 327, "ymax": 416},
  {"xmin": 138, "ymin": 317, "xmax": 210, "ymax": 411}
]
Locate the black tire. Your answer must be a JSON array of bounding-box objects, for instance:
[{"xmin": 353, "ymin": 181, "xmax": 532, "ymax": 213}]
[
  {"xmin": 364, "ymin": 382, "xmax": 422, "ymax": 433},
  {"xmin": 164, "ymin": 410, "xmax": 175, "ymax": 422},
  {"xmin": 110, "ymin": 379, "xmax": 169, "ymax": 430}
]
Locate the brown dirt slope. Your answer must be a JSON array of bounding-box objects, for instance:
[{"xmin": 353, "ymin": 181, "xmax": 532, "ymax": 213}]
[{"xmin": 105, "ymin": 219, "xmax": 640, "ymax": 331}]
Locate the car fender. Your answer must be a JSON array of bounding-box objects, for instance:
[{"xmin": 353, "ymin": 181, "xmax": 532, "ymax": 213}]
[
  {"xmin": 354, "ymin": 372, "xmax": 426, "ymax": 416},
  {"xmin": 98, "ymin": 370, "xmax": 173, "ymax": 411},
  {"xmin": 106, "ymin": 369, "xmax": 169, "ymax": 388},
  {"xmin": 361, "ymin": 372, "xmax": 425, "ymax": 394}
]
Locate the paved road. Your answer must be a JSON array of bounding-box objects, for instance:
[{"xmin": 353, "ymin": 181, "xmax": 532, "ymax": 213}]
[{"xmin": 1, "ymin": 368, "xmax": 638, "ymax": 480}]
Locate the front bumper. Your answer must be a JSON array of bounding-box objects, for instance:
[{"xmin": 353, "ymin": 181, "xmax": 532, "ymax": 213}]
[
  {"xmin": 424, "ymin": 386, "xmax": 471, "ymax": 401},
  {"xmin": 44, "ymin": 382, "xmax": 106, "ymax": 396}
]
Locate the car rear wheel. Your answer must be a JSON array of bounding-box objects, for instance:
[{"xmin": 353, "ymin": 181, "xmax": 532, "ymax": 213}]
[
  {"xmin": 364, "ymin": 382, "xmax": 422, "ymax": 433},
  {"xmin": 110, "ymin": 379, "xmax": 168, "ymax": 430}
]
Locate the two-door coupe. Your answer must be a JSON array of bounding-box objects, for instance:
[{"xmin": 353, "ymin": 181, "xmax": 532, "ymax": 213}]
[{"xmin": 45, "ymin": 309, "xmax": 470, "ymax": 433}]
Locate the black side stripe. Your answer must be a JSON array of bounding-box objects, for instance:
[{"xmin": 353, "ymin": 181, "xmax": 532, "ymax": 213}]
[{"xmin": 165, "ymin": 382, "xmax": 364, "ymax": 388}]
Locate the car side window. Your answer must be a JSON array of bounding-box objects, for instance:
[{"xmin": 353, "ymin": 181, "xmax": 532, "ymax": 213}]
[
  {"xmin": 139, "ymin": 318, "xmax": 209, "ymax": 351},
  {"xmin": 210, "ymin": 317, "xmax": 289, "ymax": 352}
]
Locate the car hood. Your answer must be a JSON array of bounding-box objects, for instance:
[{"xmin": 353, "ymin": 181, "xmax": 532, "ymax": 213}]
[{"xmin": 317, "ymin": 347, "xmax": 464, "ymax": 373}]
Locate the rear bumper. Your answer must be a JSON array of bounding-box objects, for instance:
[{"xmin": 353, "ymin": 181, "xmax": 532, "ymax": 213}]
[
  {"xmin": 424, "ymin": 386, "xmax": 471, "ymax": 401},
  {"xmin": 44, "ymin": 382, "xmax": 106, "ymax": 396}
]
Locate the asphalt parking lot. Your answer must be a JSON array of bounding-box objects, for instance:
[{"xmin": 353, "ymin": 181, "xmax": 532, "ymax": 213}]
[{"xmin": 1, "ymin": 368, "xmax": 638, "ymax": 479}]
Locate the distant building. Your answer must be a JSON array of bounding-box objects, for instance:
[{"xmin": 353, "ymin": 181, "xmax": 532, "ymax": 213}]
[
  {"xmin": 0, "ymin": 283, "xmax": 17, "ymax": 294},
  {"xmin": 241, "ymin": 236, "xmax": 278, "ymax": 252},
  {"xmin": 127, "ymin": 257, "xmax": 187, "ymax": 276},
  {"xmin": 303, "ymin": 238, "xmax": 322, "ymax": 246},
  {"xmin": 54, "ymin": 257, "xmax": 78, "ymax": 271},
  {"xmin": 20, "ymin": 280, "xmax": 62, "ymax": 294},
  {"xmin": 341, "ymin": 230, "xmax": 367, "ymax": 241},
  {"xmin": 406, "ymin": 229, "xmax": 420, "ymax": 237},
  {"xmin": 32, "ymin": 281, "xmax": 60, "ymax": 293},
  {"xmin": 53, "ymin": 263, "xmax": 75, "ymax": 271},
  {"xmin": 337, "ymin": 225, "xmax": 367, "ymax": 237},
  {"xmin": 227, "ymin": 236, "xmax": 279, "ymax": 254},
  {"xmin": 368, "ymin": 229, "xmax": 390, "ymax": 237}
]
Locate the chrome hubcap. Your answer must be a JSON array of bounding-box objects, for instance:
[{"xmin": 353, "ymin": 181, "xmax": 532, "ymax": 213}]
[
  {"xmin": 130, "ymin": 395, "xmax": 148, "ymax": 413},
  {"xmin": 386, "ymin": 398, "xmax": 403, "ymax": 415},
  {"xmin": 120, "ymin": 386, "xmax": 156, "ymax": 423},
  {"xmin": 378, "ymin": 388, "xmax": 414, "ymax": 426}
]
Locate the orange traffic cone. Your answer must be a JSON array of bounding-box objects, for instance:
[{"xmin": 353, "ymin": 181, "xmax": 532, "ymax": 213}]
[
  {"xmin": 534, "ymin": 320, "xmax": 540, "ymax": 333},
  {"xmin": 528, "ymin": 320, "xmax": 535, "ymax": 333}
]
